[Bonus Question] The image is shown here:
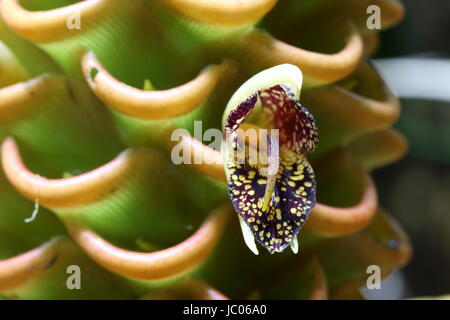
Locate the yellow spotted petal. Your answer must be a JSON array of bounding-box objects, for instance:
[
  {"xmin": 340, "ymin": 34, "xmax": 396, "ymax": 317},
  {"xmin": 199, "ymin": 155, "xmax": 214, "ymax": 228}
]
[{"xmin": 222, "ymin": 65, "xmax": 318, "ymax": 254}]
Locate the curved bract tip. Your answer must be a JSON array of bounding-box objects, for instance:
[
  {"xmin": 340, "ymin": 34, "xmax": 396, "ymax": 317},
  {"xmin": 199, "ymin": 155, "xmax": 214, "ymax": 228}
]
[
  {"xmin": 306, "ymin": 175, "xmax": 377, "ymax": 236},
  {"xmin": 169, "ymin": 134, "xmax": 225, "ymax": 181},
  {"xmin": 162, "ymin": 0, "xmax": 277, "ymax": 26},
  {"xmin": 0, "ymin": 41, "xmax": 29, "ymax": 87},
  {"xmin": 0, "ymin": 237, "xmax": 63, "ymax": 291},
  {"xmin": 64, "ymin": 204, "xmax": 231, "ymax": 280},
  {"xmin": 343, "ymin": 0, "xmax": 404, "ymax": 33},
  {"xmin": 305, "ymin": 149, "xmax": 378, "ymax": 236},
  {"xmin": 0, "ymin": 75, "xmax": 50, "ymax": 124},
  {"xmin": 349, "ymin": 129, "xmax": 408, "ymax": 171},
  {"xmin": 82, "ymin": 51, "xmax": 231, "ymax": 120},
  {"xmin": 243, "ymin": 23, "xmax": 363, "ymax": 86},
  {"xmin": 378, "ymin": 0, "xmax": 405, "ymax": 30},
  {"xmin": 1, "ymin": 137, "xmax": 141, "ymax": 208},
  {"xmin": 0, "ymin": 0, "xmax": 108, "ymax": 43},
  {"xmin": 302, "ymin": 62, "xmax": 400, "ymax": 157},
  {"xmin": 336, "ymin": 63, "xmax": 400, "ymax": 127}
]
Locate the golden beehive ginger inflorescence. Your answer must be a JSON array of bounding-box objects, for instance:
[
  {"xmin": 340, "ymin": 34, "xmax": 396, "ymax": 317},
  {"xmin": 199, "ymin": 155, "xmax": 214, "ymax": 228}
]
[{"xmin": 0, "ymin": 0, "xmax": 409, "ymax": 300}]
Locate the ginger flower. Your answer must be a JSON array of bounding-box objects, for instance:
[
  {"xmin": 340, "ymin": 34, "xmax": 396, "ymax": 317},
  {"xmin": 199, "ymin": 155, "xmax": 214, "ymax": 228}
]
[{"xmin": 222, "ymin": 65, "xmax": 318, "ymax": 254}]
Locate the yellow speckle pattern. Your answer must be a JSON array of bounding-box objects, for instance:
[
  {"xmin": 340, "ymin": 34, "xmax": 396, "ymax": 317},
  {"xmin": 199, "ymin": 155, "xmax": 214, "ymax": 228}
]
[
  {"xmin": 225, "ymin": 85, "xmax": 318, "ymax": 253},
  {"xmin": 227, "ymin": 149, "xmax": 316, "ymax": 253}
]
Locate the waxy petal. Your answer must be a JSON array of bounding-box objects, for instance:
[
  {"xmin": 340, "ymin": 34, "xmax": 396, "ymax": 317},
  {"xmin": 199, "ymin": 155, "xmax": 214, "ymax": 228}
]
[
  {"xmin": 223, "ymin": 65, "xmax": 318, "ymax": 254},
  {"xmin": 259, "ymin": 85, "xmax": 318, "ymax": 155},
  {"xmin": 224, "ymin": 84, "xmax": 318, "ymax": 155},
  {"xmin": 227, "ymin": 147, "xmax": 316, "ymax": 253}
]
